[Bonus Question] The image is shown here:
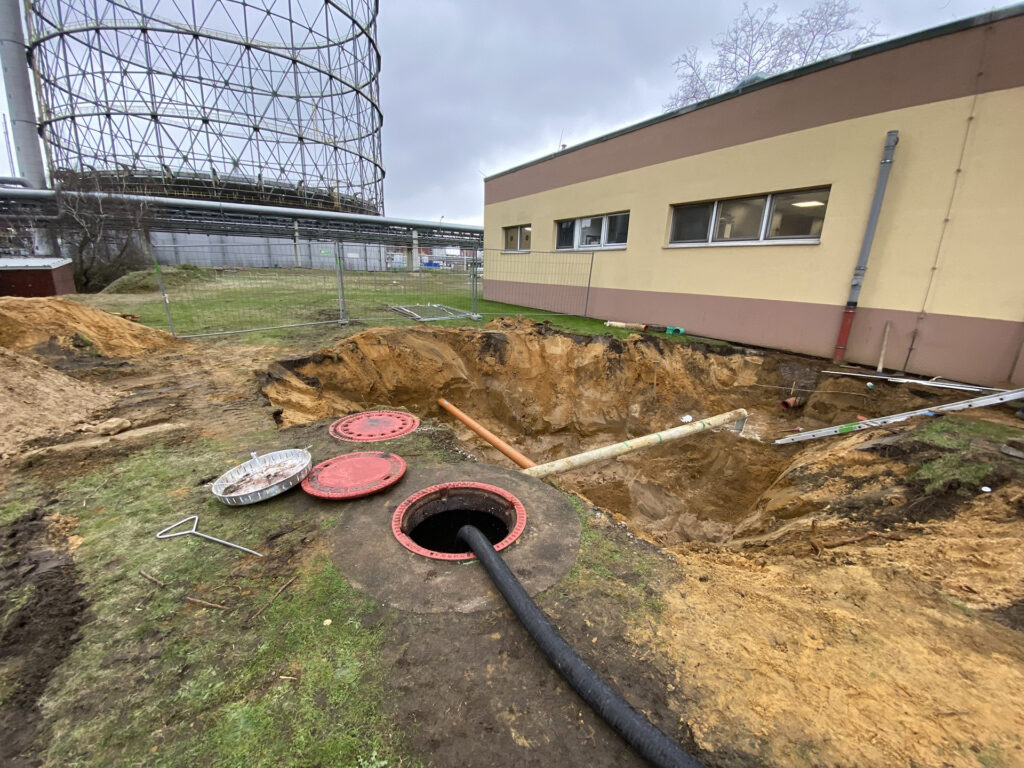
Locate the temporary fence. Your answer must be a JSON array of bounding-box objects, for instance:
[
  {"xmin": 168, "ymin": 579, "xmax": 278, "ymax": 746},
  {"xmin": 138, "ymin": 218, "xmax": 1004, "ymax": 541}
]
[
  {"xmin": 148, "ymin": 239, "xmax": 597, "ymax": 338},
  {"xmin": 151, "ymin": 241, "xmax": 345, "ymax": 337}
]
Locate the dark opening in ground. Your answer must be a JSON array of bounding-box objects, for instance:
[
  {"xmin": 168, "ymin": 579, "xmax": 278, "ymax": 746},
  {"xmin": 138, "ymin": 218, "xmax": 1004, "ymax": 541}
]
[
  {"xmin": 393, "ymin": 482, "xmax": 526, "ymax": 560},
  {"xmin": 409, "ymin": 509, "xmax": 509, "ymax": 554}
]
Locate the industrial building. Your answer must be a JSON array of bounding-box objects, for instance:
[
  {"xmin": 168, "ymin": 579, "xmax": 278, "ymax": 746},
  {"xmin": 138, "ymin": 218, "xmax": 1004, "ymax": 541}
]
[{"xmin": 483, "ymin": 7, "xmax": 1024, "ymax": 386}]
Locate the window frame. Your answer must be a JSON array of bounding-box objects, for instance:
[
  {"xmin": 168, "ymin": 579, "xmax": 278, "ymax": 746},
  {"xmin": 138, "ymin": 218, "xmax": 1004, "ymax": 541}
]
[
  {"xmin": 667, "ymin": 187, "xmax": 829, "ymax": 248},
  {"xmin": 555, "ymin": 211, "xmax": 630, "ymax": 250},
  {"xmin": 502, "ymin": 224, "xmax": 532, "ymax": 253},
  {"xmin": 764, "ymin": 188, "xmax": 831, "ymax": 240}
]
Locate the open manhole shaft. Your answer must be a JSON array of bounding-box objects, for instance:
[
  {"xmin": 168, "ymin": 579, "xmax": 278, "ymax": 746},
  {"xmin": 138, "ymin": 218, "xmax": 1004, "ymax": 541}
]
[{"xmin": 392, "ymin": 481, "xmax": 527, "ymax": 561}]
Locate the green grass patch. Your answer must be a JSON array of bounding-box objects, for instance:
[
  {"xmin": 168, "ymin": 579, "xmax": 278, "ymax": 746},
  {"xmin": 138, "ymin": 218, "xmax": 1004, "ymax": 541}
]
[
  {"xmin": 555, "ymin": 495, "xmax": 667, "ymax": 623},
  {"xmin": 0, "ymin": 496, "xmax": 37, "ymax": 528},
  {"xmin": 74, "ymin": 267, "xmax": 732, "ymax": 351},
  {"xmin": 911, "ymin": 453, "xmax": 993, "ymax": 495},
  {"xmin": 25, "ymin": 440, "xmax": 417, "ymax": 768},
  {"xmin": 911, "ymin": 414, "xmax": 1023, "ymax": 494},
  {"xmin": 916, "ymin": 414, "xmax": 1024, "ymax": 450}
]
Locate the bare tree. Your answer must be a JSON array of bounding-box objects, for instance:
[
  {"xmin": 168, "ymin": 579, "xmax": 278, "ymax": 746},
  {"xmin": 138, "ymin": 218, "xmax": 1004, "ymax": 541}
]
[
  {"xmin": 666, "ymin": 0, "xmax": 881, "ymax": 110},
  {"xmin": 53, "ymin": 173, "xmax": 151, "ymax": 292}
]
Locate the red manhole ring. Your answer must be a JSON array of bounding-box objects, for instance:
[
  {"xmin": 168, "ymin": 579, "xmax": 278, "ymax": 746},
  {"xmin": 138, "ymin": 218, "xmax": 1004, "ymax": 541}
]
[
  {"xmin": 301, "ymin": 452, "xmax": 407, "ymax": 500},
  {"xmin": 330, "ymin": 410, "xmax": 421, "ymax": 442},
  {"xmin": 392, "ymin": 481, "xmax": 527, "ymax": 562}
]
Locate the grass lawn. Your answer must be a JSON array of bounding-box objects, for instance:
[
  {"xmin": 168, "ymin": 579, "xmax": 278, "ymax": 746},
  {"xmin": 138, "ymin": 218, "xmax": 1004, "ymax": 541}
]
[{"xmin": 78, "ymin": 266, "xmax": 729, "ymax": 350}]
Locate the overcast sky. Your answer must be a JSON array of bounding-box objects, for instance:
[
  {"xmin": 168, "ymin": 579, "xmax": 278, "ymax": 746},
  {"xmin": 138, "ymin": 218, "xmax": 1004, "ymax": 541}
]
[
  {"xmin": 0, "ymin": 0, "xmax": 1006, "ymax": 224},
  {"xmin": 378, "ymin": 0, "xmax": 1004, "ymax": 224}
]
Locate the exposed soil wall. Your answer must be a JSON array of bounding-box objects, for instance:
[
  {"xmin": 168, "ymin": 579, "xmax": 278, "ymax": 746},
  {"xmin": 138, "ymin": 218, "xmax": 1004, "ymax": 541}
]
[
  {"xmin": 260, "ymin": 319, "xmax": 940, "ymax": 545},
  {"xmin": 262, "ymin": 320, "xmax": 765, "ymax": 432}
]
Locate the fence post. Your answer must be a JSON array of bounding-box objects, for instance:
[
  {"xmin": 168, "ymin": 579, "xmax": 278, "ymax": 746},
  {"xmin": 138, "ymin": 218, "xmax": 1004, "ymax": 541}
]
[
  {"xmin": 293, "ymin": 221, "xmax": 301, "ymax": 268},
  {"xmin": 334, "ymin": 243, "xmax": 347, "ymax": 324},
  {"xmin": 583, "ymin": 251, "xmax": 595, "ymax": 318},
  {"xmin": 147, "ymin": 238, "xmax": 177, "ymax": 337},
  {"xmin": 471, "ymin": 253, "xmax": 479, "ymax": 318}
]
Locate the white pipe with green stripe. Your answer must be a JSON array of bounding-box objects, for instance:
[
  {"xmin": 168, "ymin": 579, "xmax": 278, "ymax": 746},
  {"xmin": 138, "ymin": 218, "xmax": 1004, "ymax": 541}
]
[{"xmin": 520, "ymin": 409, "xmax": 748, "ymax": 479}]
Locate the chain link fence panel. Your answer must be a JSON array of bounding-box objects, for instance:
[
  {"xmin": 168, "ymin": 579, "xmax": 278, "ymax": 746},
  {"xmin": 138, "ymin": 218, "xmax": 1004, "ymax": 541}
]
[{"xmin": 149, "ymin": 239, "xmax": 597, "ymax": 338}]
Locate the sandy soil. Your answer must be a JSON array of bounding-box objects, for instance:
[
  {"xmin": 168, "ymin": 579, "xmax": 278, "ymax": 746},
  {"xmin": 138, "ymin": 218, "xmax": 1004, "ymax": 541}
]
[
  {"xmin": 0, "ymin": 297, "xmax": 175, "ymax": 357},
  {"xmin": 261, "ymin": 318, "xmax": 941, "ymax": 545},
  {"xmin": 3, "ymin": 311, "xmax": 1023, "ymax": 768},
  {"xmin": 0, "ymin": 348, "xmax": 119, "ymax": 457}
]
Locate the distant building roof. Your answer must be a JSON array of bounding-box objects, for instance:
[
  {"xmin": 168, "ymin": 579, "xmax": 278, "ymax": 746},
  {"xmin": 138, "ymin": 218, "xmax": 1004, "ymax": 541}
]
[{"xmin": 0, "ymin": 257, "xmax": 73, "ymax": 270}]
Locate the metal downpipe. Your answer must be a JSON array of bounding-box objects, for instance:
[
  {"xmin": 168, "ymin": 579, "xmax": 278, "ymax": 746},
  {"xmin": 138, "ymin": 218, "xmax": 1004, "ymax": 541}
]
[{"xmin": 832, "ymin": 129, "xmax": 899, "ymax": 364}]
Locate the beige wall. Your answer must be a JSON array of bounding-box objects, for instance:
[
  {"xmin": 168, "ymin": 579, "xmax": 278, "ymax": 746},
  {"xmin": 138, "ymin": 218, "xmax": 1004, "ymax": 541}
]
[{"xmin": 485, "ymin": 87, "xmax": 1024, "ymax": 325}]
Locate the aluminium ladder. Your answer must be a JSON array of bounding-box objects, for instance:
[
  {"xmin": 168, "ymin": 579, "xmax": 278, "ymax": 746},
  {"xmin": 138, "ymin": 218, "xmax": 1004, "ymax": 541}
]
[{"xmin": 773, "ymin": 387, "xmax": 1024, "ymax": 445}]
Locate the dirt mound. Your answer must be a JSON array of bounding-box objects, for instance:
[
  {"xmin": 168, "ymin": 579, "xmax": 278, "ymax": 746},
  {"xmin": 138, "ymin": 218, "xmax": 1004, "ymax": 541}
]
[
  {"xmin": 0, "ymin": 348, "xmax": 119, "ymax": 456},
  {"xmin": 102, "ymin": 264, "xmax": 213, "ymax": 294},
  {"xmin": 0, "ymin": 297, "xmax": 175, "ymax": 357}
]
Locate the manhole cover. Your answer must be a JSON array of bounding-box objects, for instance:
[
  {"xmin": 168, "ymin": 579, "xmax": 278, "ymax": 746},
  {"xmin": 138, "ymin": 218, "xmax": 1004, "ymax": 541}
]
[
  {"xmin": 301, "ymin": 452, "xmax": 407, "ymax": 500},
  {"xmin": 329, "ymin": 410, "xmax": 420, "ymax": 442},
  {"xmin": 392, "ymin": 481, "xmax": 527, "ymax": 561}
]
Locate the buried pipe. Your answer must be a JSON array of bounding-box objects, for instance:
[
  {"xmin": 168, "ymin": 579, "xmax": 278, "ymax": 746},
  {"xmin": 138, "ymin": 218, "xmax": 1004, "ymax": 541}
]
[
  {"xmin": 456, "ymin": 524, "xmax": 704, "ymax": 768},
  {"xmin": 605, "ymin": 320, "xmax": 648, "ymax": 331},
  {"xmin": 437, "ymin": 398, "xmax": 536, "ymax": 469},
  {"xmin": 780, "ymin": 396, "xmax": 806, "ymax": 410},
  {"xmin": 522, "ymin": 409, "xmax": 748, "ymax": 479}
]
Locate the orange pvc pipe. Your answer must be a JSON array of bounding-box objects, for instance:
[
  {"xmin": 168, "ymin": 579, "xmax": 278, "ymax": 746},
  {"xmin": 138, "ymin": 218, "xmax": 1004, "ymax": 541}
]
[{"xmin": 437, "ymin": 398, "xmax": 536, "ymax": 469}]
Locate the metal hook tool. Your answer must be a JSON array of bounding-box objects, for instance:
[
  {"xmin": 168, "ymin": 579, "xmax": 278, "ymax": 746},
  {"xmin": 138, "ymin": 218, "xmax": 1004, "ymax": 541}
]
[{"xmin": 155, "ymin": 515, "xmax": 264, "ymax": 557}]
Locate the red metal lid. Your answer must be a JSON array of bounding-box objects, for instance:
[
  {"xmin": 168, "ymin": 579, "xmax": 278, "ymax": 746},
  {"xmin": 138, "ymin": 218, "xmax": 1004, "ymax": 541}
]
[
  {"xmin": 329, "ymin": 410, "xmax": 420, "ymax": 442},
  {"xmin": 301, "ymin": 452, "xmax": 407, "ymax": 500}
]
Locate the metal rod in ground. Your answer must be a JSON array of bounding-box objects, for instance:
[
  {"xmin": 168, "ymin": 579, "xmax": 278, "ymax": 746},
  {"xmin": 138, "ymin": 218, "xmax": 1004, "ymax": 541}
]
[
  {"xmin": 457, "ymin": 524, "xmax": 704, "ymax": 768},
  {"xmin": 522, "ymin": 409, "xmax": 748, "ymax": 479},
  {"xmin": 151, "ymin": 256, "xmax": 177, "ymax": 338},
  {"xmin": 334, "ymin": 246, "xmax": 346, "ymax": 323},
  {"xmin": 773, "ymin": 387, "xmax": 1024, "ymax": 445},
  {"xmin": 437, "ymin": 398, "xmax": 536, "ymax": 468}
]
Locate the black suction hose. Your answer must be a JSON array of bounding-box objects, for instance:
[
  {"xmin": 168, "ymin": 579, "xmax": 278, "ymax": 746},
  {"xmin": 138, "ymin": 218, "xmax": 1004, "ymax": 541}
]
[{"xmin": 456, "ymin": 524, "xmax": 705, "ymax": 768}]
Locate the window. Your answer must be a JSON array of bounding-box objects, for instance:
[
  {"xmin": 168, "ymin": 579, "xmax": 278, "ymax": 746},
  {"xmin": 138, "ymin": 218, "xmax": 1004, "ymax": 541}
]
[
  {"xmin": 714, "ymin": 196, "xmax": 767, "ymax": 241},
  {"xmin": 668, "ymin": 187, "xmax": 829, "ymax": 246},
  {"xmin": 556, "ymin": 220, "xmax": 575, "ymax": 249},
  {"xmin": 669, "ymin": 202, "xmax": 714, "ymax": 243},
  {"xmin": 579, "ymin": 217, "xmax": 602, "ymax": 246},
  {"xmin": 555, "ymin": 212, "xmax": 630, "ymax": 249},
  {"xmin": 606, "ymin": 213, "xmax": 629, "ymax": 244},
  {"xmin": 503, "ymin": 224, "xmax": 531, "ymax": 251},
  {"xmin": 767, "ymin": 188, "xmax": 829, "ymax": 239}
]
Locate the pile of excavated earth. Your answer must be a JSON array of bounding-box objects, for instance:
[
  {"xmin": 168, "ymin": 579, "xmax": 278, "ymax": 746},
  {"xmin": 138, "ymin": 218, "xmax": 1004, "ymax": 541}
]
[
  {"xmin": 2, "ymin": 298, "xmax": 1023, "ymax": 768},
  {"xmin": 0, "ymin": 298, "xmax": 175, "ymax": 457}
]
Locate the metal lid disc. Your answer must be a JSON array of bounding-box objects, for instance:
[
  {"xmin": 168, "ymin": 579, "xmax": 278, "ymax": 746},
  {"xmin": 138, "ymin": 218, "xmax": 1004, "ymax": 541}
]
[
  {"xmin": 301, "ymin": 452, "xmax": 407, "ymax": 500},
  {"xmin": 329, "ymin": 410, "xmax": 420, "ymax": 442}
]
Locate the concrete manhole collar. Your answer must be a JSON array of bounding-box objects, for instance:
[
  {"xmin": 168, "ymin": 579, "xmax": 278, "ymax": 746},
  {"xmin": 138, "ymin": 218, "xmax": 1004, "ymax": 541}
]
[{"xmin": 392, "ymin": 481, "xmax": 527, "ymax": 561}]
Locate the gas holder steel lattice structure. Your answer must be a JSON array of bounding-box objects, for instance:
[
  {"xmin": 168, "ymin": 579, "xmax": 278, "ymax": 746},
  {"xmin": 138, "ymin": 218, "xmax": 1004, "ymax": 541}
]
[{"xmin": 26, "ymin": 0, "xmax": 384, "ymax": 214}]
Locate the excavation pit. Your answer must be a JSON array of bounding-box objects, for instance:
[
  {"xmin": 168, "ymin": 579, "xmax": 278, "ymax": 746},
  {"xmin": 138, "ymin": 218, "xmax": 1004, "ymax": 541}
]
[
  {"xmin": 262, "ymin": 321, "xmax": 937, "ymax": 546},
  {"xmin": 392, "ymin": 482, "xmax": 527, "ymax": 561}
]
